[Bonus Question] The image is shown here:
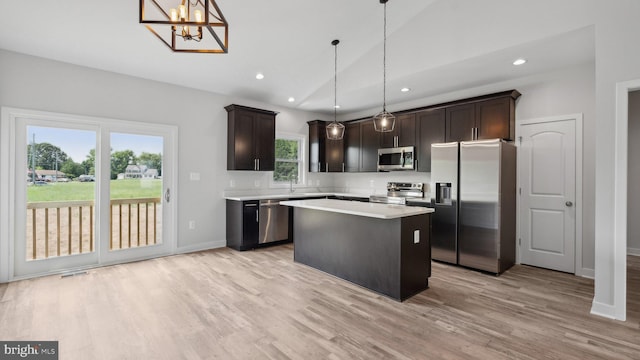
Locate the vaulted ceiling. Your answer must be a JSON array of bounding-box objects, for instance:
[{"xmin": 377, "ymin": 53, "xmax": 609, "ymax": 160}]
[{"xmin": 0, "ymin": 0, "xmax": 596, "ymax": 116}]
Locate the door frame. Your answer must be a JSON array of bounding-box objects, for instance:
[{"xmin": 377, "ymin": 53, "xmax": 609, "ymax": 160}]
[
  {"xmin": 0, "ymin": 107, "xmax": 178, "ymax": 282},
  {"xmin": 516, "ymin": 113, "xmax": 584, "ymax": 276}
]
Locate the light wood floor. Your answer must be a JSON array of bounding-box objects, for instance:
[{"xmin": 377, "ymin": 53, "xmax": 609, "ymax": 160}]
[{"xmin": 1, "ymin": 245, "xmax": 639, "ymax": 360}]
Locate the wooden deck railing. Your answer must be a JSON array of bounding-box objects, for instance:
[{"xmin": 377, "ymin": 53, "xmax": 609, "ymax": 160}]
[
  {"xmin": 26, "ymin": 197, "xmax": 162, "ymax": 260},
  {"xmin": 110, "ymin": 198, "xmax": 161, "ymax": 250}
]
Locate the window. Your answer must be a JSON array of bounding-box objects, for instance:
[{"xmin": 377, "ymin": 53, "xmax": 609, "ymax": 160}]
[{"xmin": 273, "ymin": 134, "xmax": 304, "ymax": 185}]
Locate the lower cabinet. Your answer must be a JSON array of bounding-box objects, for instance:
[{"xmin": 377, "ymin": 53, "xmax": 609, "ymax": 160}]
[
  {"xmin": 226, "ymin": 199, "xmax": 294, "ymax": 251},
  {"xmin": 226, "ymin": 200, "xmax": 259, "ymax": 251}
]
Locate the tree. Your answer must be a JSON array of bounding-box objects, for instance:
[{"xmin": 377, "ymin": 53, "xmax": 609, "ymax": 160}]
[
  {"xmin": 27, "ymin": 142, "xmax": 68, "ymax": 170},
  {"xmin": 60, "ymin": 160, "xmax": 85, "ymax": 179},
  {"xmin": 111, "ymin": 150, "xmax": 136, "ymax": 179},
  {"xmin": 82, "ymin": 149, "xmax": 96, "ymax": 175},
  {"xmin": 138, "ymin": 152, "xmax": 162, "ymax": 176},
  {"xmin": 274, "ymin": 139, "xmax": 299, "ymax": 182}
]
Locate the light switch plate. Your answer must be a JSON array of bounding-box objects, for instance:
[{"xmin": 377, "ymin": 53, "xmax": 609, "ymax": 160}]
[
  {"xmin": 189, "ymin": 172, "xmax": 200, "ymax": 181},
  {"xmin": 414, "ymin": 230, "xmax": 420, "ymax": 244}
]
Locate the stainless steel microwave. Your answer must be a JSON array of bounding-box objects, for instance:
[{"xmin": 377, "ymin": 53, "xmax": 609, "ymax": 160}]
[{"xmin": 377, "ymin": 146, "xmax": 416, "ymax": 171}]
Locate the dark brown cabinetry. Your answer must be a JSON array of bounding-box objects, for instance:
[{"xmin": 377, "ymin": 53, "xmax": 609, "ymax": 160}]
[
  {"xmin": 445, "ymin": 104, "xmax": 476, "ymax": 142},
  {"xmin": 445, "ymin": 95, "xmax": 517, "ymax": 142},
  {"xmin": 308, "ymin": 120, "xmax": 344, "ymax": 172},
  {"xmin": 475, "ymin": 97, "xmax": 514, "ymax": 140},
  {"xmin": 380, "ymin": 114, "xmax": 416, "ymax": 148},
  {"xmin": 344, "ymin": 122, "xmax": 361, "ymax": 172},
  {"xmin": 310, "ymin": 90, "xmax": 519, "ymax": 173},
  {"xmin": 226, "ymin": 104, "xmax": 277, "ymax": 171},
  {"xmin": 360, "ymin": 120, "xmax": 380, "ymax": 172},
  {"xmin": 226, "ymin": 200, "xmax": 259, "ymax": 251},
  {"xmin": 416, "ymin": 109, "xmax": 446, "ymax": 172}
]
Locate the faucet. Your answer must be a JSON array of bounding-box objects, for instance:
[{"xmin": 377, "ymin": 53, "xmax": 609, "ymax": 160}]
[{"xmin": 289, "ymin": 174, "xmax": 297, "ymax": 193}]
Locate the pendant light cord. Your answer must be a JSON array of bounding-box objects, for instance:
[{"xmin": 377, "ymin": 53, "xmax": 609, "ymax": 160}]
[
  {"xmin": 382, "ymin": 0, "xmax": 387, "ymax": 112},
  {"xmin": 334, "ymin": 41, "xmax": 338, "ymax": 122}
]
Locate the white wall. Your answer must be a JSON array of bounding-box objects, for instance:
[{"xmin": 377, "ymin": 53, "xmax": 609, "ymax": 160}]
[
  {"xmin": 0, "ymin": 49, "xmax": 325, "ymax": 256},
  {"xmin": 592, "ymin": 0, "xmax": 640, "ymax": 320},
  {"xmin": 627, "ymin": 91, "xmax": 640, "ymax": 255}
]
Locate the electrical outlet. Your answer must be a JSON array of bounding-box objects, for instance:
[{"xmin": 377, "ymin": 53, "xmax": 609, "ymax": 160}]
[
  {"xmin": 414, "ymin": 230, "xmax": 420, "ymax": 244},
  {"xmin": 254, "ymin": 180, "xmax": 261, "ymax": 188},
  {"xmin": 188, "ymin": 221, "xmax": 196, "ymax": 230},
  {"xmin": 189, "ymin": 172, "xmax": 200, "ymax": 181}
]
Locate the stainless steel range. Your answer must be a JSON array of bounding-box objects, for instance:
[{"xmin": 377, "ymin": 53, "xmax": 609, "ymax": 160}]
[{"xmin": 369, "ymin": 182, "xmax": 424, "ymax": 205}]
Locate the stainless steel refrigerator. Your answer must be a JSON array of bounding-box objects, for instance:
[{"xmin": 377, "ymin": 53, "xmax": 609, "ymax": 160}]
[{"xmin": 430, "ymin": 139, "xmax": 516, "ymax": 274}]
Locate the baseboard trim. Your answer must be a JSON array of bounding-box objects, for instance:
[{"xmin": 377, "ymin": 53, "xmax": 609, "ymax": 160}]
[
  {"xmin": 590, "ymin": 300, "xmax": 618, "ymax": 319},
  {"xmin": 578, "ymin": 267, "xmax": 595, "ymax": 279},
  {"xmin": 176, "ymin": 240, "xmax": 226, "ymax": 254},
  {"xmin": 627, "ymin": 247, "xmax": 640, "ymax": 256}
]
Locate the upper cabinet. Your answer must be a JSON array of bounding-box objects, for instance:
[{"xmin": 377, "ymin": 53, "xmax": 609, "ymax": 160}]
[
  {"xmin": 359, "ymin": 120, "xmax": 380, "ymax": 172},
  {"xmin": 308, "ymin": 90, "xmax": 519, "ymax": 173},
  {"xmin": 416, "ymin": 109, "xmax": 446, "ymax": 172},
  {"xmin": 344, "ymin": 122, "xmax": 361, "ymax": 172},
  {"xmin": 226, "ymin": 104, "xmax": 277, "ymax": 171},
  {"xmin": 445, "ymin": 91, "xmax": 519, "ymax": 142},
  {"xmin": 380, "ymin": 114, "xmax": 416, "ymax": 148},
  {"xmin": 308, "ymin": 120, "xmax": 344, "ymax": 172}
]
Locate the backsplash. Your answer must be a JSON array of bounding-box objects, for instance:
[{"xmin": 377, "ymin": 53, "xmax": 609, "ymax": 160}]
[
  {"xmin": 224, "ymin": 169, "xmax": 431, "ymax": 198},
  {"xmin": 333, "ymin": 172, "xmax": 432, "ymax": 197}
]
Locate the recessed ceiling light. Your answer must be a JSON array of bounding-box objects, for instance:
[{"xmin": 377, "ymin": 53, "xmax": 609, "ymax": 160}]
[
  {"xmin": 256, "ymin": 73, "xmax": 265, "ymax": 80},
  {"xmin": 513, "ymin": 58, "xmax": 527, "ymax": 66},
  {"xmin": 288, "ymin": 97, "xmax": 295, "ymax": 103},
  {"xmin": 401, "ymin": 87, "xmax": 411, "ymax": 92}
]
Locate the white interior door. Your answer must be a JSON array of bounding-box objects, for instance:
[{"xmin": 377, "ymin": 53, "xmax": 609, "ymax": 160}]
[{"xmin": 519, "ymin": 118, "xmax": 576, "ymax": 273}]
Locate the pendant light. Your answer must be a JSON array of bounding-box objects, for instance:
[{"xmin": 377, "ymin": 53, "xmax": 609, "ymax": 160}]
[
  {"xmin": 326, "ymin": 39, "xmax": 345, "ymax": 140},
  {"xmin": 372, "ymin": 0, "xmax": 396, "ymax": 132}
]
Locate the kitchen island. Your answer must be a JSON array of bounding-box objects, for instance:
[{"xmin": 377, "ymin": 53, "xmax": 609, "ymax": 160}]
[{"xmin": 280, "ymin": 199, "xmax": 434, "ymax": 301}]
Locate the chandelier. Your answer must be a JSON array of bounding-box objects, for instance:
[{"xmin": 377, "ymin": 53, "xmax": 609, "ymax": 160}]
[
  {"xmin": 372, "ymin": 0, "xmax": 395, "ymax": 132},
  {"xmin": 326, "ymin": 39, "xmax": 345, "ymax": 141},
  {"xmin": 140, "ymin": 0, "xmax": 229, "ymax": 53}
]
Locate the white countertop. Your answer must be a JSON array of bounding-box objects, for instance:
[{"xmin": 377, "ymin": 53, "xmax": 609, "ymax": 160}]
[
  {"xmin": 223, "ymin": 192, "xmax": 370, "ymax": 201},
  {"xmin": 280, "ymin": 199, "xmax": 434, "ymax": 219}
]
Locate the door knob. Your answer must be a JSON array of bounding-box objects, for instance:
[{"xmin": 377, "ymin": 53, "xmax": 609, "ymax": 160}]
[{"xmin": 565, "ymin": 201, "xmax": 573, "ymax": 207}]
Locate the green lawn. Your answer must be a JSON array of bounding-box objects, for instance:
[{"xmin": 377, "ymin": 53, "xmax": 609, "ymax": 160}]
[{"xmin": 27, "ymin": 179, "xmax": 162, "ymax": 202}]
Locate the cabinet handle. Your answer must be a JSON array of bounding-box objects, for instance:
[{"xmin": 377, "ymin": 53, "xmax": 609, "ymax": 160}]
[
  {"xmin": 256, "ymin": 209, "xmax": 259, "ymax": 223},
  {"xmin": 257, "ymin": 158, "xmax": 260, "ymax": 170},
  {"xmin": 471, "ymin": 128, "xmax": 475, "ymax": 140},
  {"xmin": 325, "ymin": 162, "xmax": 328, "ymax": 173},
  {"xmin": 342, "ymin": 163, "xmax": 345, "ymax": 172},
  {"xmin": 317, "ymin": 163, "xmax": 320, "ymax": 172},
  {"xmin": 394, "ymin": 135, "xmax": 399, "ymax": 148},
  {"xmin": 253, "ymin": 159, "xmax": 257, "ymax": 171}
]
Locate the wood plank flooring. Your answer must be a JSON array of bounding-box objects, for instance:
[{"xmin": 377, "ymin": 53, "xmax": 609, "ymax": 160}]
[{"xmin": 0, "ymin": 245, "xmax": 638, "ymax": 359}]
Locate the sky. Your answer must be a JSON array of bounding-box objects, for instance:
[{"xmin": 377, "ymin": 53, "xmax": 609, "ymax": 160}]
[{"xmin": 27, "ymin": 126, "xmax": 163, "ymax": 163}]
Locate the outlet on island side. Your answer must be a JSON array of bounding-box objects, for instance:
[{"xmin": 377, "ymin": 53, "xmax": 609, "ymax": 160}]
[{"xmin": 188, "ymin": 220, "xmax": 196, "ymax": 230}]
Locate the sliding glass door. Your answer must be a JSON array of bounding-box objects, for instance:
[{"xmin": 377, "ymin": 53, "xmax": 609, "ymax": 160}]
[{"xmin": 5, "ymin": 110, "xmax": 176, "ymax": 279}]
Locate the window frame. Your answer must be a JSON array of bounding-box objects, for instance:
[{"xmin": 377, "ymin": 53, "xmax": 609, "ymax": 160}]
[{"xmin": 270, "ymin": 132, "xmax": 306, "ymax": 188}]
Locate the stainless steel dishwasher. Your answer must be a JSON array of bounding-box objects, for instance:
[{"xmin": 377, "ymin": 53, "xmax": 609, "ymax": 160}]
[{"xmin": 259, "ymin": 199, "xmax": 290, "ymax": 244}]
